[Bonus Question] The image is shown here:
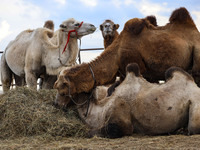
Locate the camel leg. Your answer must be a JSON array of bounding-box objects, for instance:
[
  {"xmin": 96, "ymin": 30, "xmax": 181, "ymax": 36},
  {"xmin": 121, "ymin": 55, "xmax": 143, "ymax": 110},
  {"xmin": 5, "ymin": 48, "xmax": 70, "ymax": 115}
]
[
  {"xmin": 25, "ymin": 69, "xmax": 38, "ymax": 89},
  {"xmin": 87, "ymin": 123, "xmax": 125, "ymax": 138},
  {"xmin": 1, "ymin": 53, "xmax": 12, "ymax": 93},
  {"xmin": 42, "ymin": 75, "xmax": 57, "ymax": 89},
  {"xmin": 90, "ymin": 120, "xmax": 133, "ymax": 139},
  {"xmin": 14, "ymin": 74, "xmax": 26, "ymax": 87},
  {"xmin": 188, "ymin": 103, "xmax": 200, "ymax": 134},
  {"xmin": 25, "ymin": 54, "xmax": 42, "ymax": 89}
]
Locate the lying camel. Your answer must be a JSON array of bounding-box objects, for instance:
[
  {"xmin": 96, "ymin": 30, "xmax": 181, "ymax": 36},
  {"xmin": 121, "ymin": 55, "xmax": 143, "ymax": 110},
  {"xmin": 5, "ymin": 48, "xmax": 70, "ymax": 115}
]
[
  {"xmin": 100, "ymin": 20, "xmax": 119, "ymax": 49},
  {"xmin": 54, "ymin": 7, "xmax": 200, "ymax": 100},
  {"xmin": 1, "ymin": 18, "xmax": 96, "ymax": 92},
  {"xmin": 55, "ymin": 63, "xmax": 200, "ymax": 138}
]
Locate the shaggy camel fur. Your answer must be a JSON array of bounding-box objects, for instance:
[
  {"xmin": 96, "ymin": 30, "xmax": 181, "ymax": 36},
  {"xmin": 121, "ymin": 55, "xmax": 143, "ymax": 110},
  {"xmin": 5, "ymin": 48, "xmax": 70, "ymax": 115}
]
[
  {"xmin": 55, "ymin": 63, "xmax": 200, "ymax": 138},
  {"xmin": 54, "ymin": 7, "xmax": 200, "ymax": 99},
  {"xmin": 1, "ymin": 18, "xmax": 96, "ymax": 92},
  {"xmin": 100, "ymin": 20, "xmax": 119, "ymax": 49}
]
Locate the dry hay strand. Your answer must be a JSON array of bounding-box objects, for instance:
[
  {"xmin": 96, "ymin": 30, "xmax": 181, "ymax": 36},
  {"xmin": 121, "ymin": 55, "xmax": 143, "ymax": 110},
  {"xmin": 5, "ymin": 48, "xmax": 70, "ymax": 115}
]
[{"xmin": 0, "ymin": 87, "xmax": 88, "ymax": 139}]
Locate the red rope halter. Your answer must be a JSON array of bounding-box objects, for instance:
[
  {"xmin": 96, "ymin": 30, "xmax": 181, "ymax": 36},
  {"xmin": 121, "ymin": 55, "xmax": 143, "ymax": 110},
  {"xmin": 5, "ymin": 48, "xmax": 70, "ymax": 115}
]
[{"xmin": 62, "ymin": 21, "xmax": 83, "ymax": 54}]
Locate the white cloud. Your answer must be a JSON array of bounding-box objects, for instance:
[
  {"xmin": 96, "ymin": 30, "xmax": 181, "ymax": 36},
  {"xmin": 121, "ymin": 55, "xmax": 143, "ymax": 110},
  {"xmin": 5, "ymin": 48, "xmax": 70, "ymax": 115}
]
[
  {"xmin": 124, "ymin": 0, "xmax": 170, "ymax": 25},
  {"xmin": 0, "ymin": 0, "xmax": 50, "ymax": 50},
  {"xmin": 112, "ymin": 0, "xmax": 122, "ymax": 8},
  {"xmin": 0, "ymin": 20, "xmax": 12, "ymax": 42},
  {"xmin": 124, "ymin": 0, "xmax": 133, "ymax": 5},
  {"xmin": 53, "ymin": 0, "xmax": 66, "ymax": 5},
  {"xmin": 80, "ymin": 0, "xmax": 97, "ymax": 7}
]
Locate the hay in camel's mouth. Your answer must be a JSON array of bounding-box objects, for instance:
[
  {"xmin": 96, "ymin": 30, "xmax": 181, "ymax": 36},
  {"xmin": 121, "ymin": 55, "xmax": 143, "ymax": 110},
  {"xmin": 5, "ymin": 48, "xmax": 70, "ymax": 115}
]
[{"xmin": 0, "ymin": 87, "xmax": 88, "ymax": 140}]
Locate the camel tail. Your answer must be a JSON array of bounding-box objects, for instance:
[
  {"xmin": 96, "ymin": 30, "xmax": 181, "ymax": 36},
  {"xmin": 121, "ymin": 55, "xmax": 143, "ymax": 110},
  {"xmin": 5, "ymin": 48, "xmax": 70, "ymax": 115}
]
[{"xmin": 169, "ymin": 7, "xmax": 195, "ymax": 26}]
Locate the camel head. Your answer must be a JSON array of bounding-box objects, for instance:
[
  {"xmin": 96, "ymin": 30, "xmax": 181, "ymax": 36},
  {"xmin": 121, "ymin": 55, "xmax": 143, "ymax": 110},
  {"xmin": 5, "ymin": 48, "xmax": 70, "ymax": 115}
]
[
  {"xmin": 54, "ymin": 64, "xmax": 94, "ymax": 108},
  {"xmin": 100, "ymin": 20, "xmax": 119, "ymax": 39},
  {"xmin": 60, "ymin": 18, "xmax": 96, "ymax": 38},
  {"xmin": 53, "ymin": 69, "xmax": 75, "ymax": 108}
]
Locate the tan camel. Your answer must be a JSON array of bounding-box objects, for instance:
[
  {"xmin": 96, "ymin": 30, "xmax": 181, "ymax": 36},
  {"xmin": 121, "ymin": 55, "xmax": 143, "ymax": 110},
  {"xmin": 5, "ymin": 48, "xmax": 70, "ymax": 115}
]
[
  {"xmin": 54, "ymin": 7, "xmax": 200, "ymax": 100},
  {"xmin": 100, "ymin": 20, "xmax": 119, "ymax": 49},
  {"xmin": 1, "ymin": 20, "xmax": 55, "ymax": 90},
  {"xmin": 55, "ymin": 63, "xmax": 200, "ymax": 138},
  {"xmin": 1, "ymin": 18, "xmax": 96, "ymax": 92}
]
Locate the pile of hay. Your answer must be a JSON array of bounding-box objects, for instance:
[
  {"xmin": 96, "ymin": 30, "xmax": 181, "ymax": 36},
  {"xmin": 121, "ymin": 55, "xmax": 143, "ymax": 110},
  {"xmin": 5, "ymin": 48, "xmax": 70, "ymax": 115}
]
[{"xmin": 0, "ymin": 87, "xmax": 88, "ymax": 139}]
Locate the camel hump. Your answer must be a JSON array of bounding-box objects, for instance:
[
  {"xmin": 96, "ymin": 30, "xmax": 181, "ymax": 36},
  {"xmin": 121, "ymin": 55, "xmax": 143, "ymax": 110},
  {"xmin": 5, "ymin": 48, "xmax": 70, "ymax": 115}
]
[
  {"xmin": 126, "ymin": 63, "xmax": 140, "ymax": 77},
  {"xmin": 43, "ymin": 20, "xmax": 54, "ymax": 31},
  {"xmin": 165, "ymin": 66, "xmax": 194, "ymax": 81},
  {"xmin": 169, "ymin": 7, "xmax": 194, "ymax": 24},
  {"xmin": 145, "ymin": 15, "xmax": 157, "ymax": 26}
]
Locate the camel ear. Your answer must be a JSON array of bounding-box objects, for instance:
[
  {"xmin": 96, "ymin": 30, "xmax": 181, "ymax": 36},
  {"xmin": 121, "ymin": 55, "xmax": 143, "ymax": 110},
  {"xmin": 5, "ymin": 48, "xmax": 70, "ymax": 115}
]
[
  {"xmin": 114, "ymin": 24, "xmax": 119, "ymax": 30},
  {"xmin": 100, "ymin": 24, "xmax": 103, "ymax": 31}
]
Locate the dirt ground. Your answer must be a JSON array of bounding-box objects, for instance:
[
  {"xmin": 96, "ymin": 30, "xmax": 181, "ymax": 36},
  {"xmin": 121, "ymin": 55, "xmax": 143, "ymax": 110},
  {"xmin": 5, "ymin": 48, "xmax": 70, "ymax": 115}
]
[{"xmin": 0, "ymin": 134, "xmax": 200, "ymax": 150}]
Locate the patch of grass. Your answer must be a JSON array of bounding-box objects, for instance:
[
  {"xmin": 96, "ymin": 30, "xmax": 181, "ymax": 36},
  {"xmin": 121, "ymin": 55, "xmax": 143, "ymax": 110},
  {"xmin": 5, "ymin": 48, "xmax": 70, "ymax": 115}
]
[{"xmin": 0, "ymin": 87, "xmax": 88, "ymax": 139}]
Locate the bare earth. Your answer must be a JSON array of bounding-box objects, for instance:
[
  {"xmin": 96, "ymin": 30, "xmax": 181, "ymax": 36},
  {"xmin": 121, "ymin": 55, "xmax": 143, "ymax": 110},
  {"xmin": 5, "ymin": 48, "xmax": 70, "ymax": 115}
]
[{"xmin": 1, "ymin": 134, "xmax": 200, "ymax": 149}]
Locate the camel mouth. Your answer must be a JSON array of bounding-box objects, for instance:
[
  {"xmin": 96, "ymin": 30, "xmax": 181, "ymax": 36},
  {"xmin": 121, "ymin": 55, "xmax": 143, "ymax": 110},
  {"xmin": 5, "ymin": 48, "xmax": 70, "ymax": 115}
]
[
  {"xmin": 104, "ymin": 31, "xmax": 112, "ymax": 37},
  {"xmin": 105, "ymin": 31, "xmax": 111, "ymax": 33},
  {"xmin": 89, "ymin": 26, "xmax": 96, "ymax": 32},
  {"xmin": 78, "ymin": 27, "xmax": 96, "ymax": 36}
]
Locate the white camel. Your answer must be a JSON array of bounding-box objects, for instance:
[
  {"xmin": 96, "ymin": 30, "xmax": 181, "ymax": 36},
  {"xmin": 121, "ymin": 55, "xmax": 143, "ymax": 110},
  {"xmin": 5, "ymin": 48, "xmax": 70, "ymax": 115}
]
[{"xmin": 1, "ymin": 18, "xmax": 96, "ymax": 92}]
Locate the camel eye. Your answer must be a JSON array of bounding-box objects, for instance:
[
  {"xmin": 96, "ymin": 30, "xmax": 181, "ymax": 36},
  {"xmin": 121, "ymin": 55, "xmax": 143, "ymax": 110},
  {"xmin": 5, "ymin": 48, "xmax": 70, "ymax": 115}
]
[{"xmin": 75, "ymin": 23, "xmax": 80, "ymax": 26}]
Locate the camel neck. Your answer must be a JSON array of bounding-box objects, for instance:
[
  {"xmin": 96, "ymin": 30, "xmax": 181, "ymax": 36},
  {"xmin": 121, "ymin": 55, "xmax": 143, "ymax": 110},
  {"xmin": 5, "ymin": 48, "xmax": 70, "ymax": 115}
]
[
  {"xmin": 104, "ymin": 31, "xmax": 119, "ymax": 49},
  {"xmin": 88, "ymin": 41, "xmax": 119, "ymax": 86}
]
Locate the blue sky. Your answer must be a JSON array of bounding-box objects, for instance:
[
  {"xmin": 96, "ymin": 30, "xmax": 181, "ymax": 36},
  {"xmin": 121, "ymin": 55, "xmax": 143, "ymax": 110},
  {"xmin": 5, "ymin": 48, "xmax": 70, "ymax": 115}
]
[{"xmin": 0, "ymin": 0, "xmax": 200, "ymax": 62}]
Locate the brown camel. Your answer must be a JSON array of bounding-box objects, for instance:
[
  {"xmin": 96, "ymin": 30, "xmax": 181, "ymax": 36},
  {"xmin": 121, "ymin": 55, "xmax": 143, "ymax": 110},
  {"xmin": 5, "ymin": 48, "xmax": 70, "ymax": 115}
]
[
  {"xmin": 54, "ymin": 7, "xmax": 200, "ymax": 104},
  {"xmin": 100, "ymin": 20, "xmax": 119, "ymax": 49}
]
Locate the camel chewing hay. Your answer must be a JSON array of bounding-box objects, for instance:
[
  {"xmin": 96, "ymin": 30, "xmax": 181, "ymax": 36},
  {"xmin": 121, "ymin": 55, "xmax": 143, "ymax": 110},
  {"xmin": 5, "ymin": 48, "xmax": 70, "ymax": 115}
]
[{"xmin": 0, "ymin": 87, "xmax": 88, "ymax": 139}]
